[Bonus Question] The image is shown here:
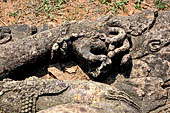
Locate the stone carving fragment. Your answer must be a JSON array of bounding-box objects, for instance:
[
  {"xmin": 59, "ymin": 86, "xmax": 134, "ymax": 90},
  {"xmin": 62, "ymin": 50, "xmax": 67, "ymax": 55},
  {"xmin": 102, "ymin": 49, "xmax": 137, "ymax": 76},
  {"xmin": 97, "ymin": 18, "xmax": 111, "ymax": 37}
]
[
  {"xmin": 0, "ymin": 76, "xmax": 140, "ymax": 113},
  {"xmin": 130, "ymin": 11, "xmax": 170, "ymax": 82},
  {"xmin": 38, "ymin": 104, "xmax": 104, "ymax": 113},
  {"xmin": 0, "ymin": 9, "xmax": 170, "ymax": 113},
  {"xmin": 114, "ymin": 77, "xmax": 167, "ymax": 113},
  {"xmin": 0, "ymin": 76, "xmax": 168, "ymax": 113}
]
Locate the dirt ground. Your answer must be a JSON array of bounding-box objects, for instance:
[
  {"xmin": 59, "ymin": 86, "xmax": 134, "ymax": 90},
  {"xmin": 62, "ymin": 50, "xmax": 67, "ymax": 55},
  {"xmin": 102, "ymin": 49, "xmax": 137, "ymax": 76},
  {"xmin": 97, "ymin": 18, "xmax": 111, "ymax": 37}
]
[
  {"xmin": 1, "ymin": 0, "xmax": 169, "ymax": 26},
  {"xmin": 0, "ymin": 0, "xmax": 169, "ymax": 82}
]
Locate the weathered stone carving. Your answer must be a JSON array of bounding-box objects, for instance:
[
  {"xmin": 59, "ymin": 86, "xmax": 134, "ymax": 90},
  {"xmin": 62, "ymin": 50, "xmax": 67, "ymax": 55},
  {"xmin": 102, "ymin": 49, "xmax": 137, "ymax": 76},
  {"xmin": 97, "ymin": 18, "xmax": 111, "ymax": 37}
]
[
  {"xmin": 0, "ymin": 15, "xmax": 132, "ymax": 79},
  {"xmin": 114, "ymin": 77, "xmax": 167, "ymax": 113},
  {"xmin": 129, "ymin": 10, "xmax": 170, "ymax": 82},
  {"xmin": 0, "ymin": 27, "xmax": 12, "ymax": 44},
  {"xmin": 0, "ymin": 9, "xmax": 170, "ymax": 113},
  {"xmin": 0, "ymin": 76, "xmax": 168, "ymax": 113},
  {"xmin": 0, "ymin": 10, "xmax": 158, "ymax": 79},
  {"xmin": 0, "ymin": 77, "xmax": 68, "ymax": 113},
  {"xmin": 0, "ymin": 23, "xmax": 57, "ymax": 79},
  {"xmin": 38, "ymin": 104, "xmax": 105, "ymax": 113},
  {"xmin": 72, "ymin": 27, "xmax": 131, "ymax": 78}
]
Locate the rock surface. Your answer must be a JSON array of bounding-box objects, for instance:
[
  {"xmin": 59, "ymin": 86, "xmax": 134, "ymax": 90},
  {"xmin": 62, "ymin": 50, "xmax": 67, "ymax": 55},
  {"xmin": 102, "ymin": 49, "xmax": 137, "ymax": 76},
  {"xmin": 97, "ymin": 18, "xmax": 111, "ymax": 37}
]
[
  {"xmin": 0, "ymin": 76, "xmax": 168, "ymax": 113},
  {"xmin": 0, "ymin": 76, "xmax": 140, "ymax": 113},
  {"xmin": 38, "ymin": 104, "xmax": 105, "ymax": 113},
  {"xmin": 0, "ymin": 10, "xmax": 170, "ymax": 113}
]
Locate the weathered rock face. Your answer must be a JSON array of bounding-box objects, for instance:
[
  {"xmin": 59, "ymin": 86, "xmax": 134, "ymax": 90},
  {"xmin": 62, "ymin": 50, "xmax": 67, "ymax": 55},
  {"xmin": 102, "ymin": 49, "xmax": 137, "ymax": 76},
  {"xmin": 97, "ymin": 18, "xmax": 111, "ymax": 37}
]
[
  {"xmin": 0, "ymin": 76, "xmax": 168, "ymax": 113},
  {"xmin": 114, "ymin": 77, "xmax": 167, "ymax": 113},
  {"xmin": 0, "ymin": 77, "xmax": 140, "ymax": 113},
  {"xmin": 130, "ymin": 11, "xmax": 170, "ymax": 82},
  {"xmin": 0, "ymin": 23, "xmax": 57, "ymax": 79},
  {"xmin": 38, "ymin": 104, "xmax": 105, "ymax": 113},
  {"xmin": 0, "ymin": 10, "xmax": 170, "ymax": 113},
  {"xmin": 0, "ymin": 16, "xmax": 132, "ymax": 79},
  {"xmin": 0, "ymin": 10, "xmax": 154, "ymax": 79}
]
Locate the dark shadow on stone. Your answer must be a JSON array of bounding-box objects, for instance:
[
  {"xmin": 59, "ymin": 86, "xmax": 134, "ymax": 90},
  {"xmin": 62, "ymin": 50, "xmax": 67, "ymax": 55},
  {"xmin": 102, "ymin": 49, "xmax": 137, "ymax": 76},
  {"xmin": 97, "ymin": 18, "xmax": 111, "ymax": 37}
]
[
  {"xmin": 122, "ymin": 59, "xmax": 133, "ymax": 78},
  {"xmin": 7, "ymin": 52, "xmax": 51, "ymax": 80}
]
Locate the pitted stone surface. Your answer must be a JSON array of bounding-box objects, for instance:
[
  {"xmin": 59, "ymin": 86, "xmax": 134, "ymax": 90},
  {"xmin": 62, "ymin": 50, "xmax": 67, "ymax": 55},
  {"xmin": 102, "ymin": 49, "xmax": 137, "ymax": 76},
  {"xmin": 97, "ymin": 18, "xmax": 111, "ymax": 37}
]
[
  {"xmin": 0, "ymin": 10, "xmax": 170, "ymax": 113},
  {"xmin": 0, "ymin": 76, "xmax": 168, "ymax": 113},
  {"xmin": 130, "ymin": 11, "xmax": 170, "ymax": 82},
  {"xmin": 38, "ymin": 104, "xmax": 104, "ymax": 113},
  {"xmin": 114, "ymin": 77, "xmax": 167, "ymax": 113},
  {"xmin": 0, "ymin": 77, "xmax": 140, "ymax": 113},
  {"xmin": 0, "ymin": 76, "xmax": 69, "ymax": 113},
  {"xmin": 0, "ymin": 14, "xmax": 132, "ymax": 79}
]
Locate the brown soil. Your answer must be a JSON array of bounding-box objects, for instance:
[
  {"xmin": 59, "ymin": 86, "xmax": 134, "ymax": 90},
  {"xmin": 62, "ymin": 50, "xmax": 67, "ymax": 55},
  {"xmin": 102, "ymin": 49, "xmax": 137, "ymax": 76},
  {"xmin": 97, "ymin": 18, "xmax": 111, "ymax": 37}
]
[
  {"xmin": 1, "ymin": 0, "xmax": 169, "ymax": 26},
  {"xmin": 0, "ymin": 0, "xmax": 169, "ymax": 81}
]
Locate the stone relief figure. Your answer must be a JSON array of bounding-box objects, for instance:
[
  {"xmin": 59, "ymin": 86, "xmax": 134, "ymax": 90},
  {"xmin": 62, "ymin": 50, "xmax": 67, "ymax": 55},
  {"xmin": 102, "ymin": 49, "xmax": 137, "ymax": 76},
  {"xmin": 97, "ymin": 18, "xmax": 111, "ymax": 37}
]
[{"xmin": 0, "ymin": 10, "xmax": 169, "ymax": 113}]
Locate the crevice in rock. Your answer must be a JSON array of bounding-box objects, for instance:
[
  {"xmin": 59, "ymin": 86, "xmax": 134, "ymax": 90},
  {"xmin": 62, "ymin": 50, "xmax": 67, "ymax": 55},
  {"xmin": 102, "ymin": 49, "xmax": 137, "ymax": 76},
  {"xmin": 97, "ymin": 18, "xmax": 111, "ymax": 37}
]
[
  {"xmin": 132, "ymin": 53, "xmax": 149, "ymax": 60},
  {"xmin": 131, "ymin": 11, "xmax": 159, "ymax": 37},
  {"xmin": 163, "ymin": 41, "xmax": 170, "ymax": 48},
  {"xmin": 162, "ymin": 79, "xmax": 170, "ymax": 89},
  {"xmin": 147, "ymin": 11, "xmax": 159, "ymax": 31}
]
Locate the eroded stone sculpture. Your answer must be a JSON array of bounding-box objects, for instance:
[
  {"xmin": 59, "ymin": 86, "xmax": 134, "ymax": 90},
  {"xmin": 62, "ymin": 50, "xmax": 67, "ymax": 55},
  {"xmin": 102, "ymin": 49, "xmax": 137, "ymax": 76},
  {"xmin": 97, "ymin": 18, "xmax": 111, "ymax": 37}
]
[
  {"xmin": 0, "ymin": 9, "xmax": 170, "ymax": 113},
  {"xmin": 0, "ymin": 76, "xmax": 167, "ymax": 113}
]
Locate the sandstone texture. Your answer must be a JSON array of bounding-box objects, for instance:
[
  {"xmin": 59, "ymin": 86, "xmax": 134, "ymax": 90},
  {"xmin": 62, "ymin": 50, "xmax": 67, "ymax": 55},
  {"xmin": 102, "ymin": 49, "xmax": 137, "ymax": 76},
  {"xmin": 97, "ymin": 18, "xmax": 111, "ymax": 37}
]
[{"xmin": 0, "ymin": 10, "xmax": 169, "ymax": 113}]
